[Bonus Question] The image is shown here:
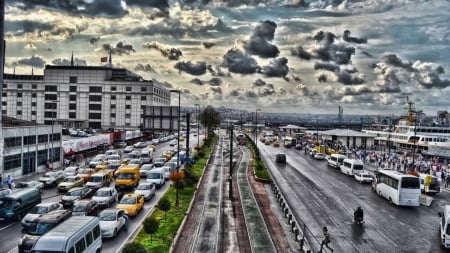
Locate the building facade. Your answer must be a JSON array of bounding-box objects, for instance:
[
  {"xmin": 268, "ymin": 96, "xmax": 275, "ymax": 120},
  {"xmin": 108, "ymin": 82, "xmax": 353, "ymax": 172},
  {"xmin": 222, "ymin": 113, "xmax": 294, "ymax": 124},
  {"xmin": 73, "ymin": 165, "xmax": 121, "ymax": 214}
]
[{"xmin": 2, "ymin": 65, "xmax": 171, "ymax": 130}]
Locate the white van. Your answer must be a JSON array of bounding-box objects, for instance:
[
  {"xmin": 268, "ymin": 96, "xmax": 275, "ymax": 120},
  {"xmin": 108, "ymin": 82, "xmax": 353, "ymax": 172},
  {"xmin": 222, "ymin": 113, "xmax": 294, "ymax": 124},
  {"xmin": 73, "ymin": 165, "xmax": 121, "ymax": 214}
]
[
  {"xmin": 147, "ymin": 168, "xmax": 165, "ymax": 189},
  {"xmin": 327, "ymin": 154, "xmax": 347, "ymax": 169},
  {"xmin": 340, "ymin": 158, "xmax": 364, "ymax": 176},
  {"xmin": 439, "ymin": 205, "xmax": 450, "ymax": 249},
  {"xmin": 140, "ymin": 148, "xmax": 153, "ymax": 164},
  {"xmin": 31, "ymin": 216, "xmax": 102, "ymax": 253}
]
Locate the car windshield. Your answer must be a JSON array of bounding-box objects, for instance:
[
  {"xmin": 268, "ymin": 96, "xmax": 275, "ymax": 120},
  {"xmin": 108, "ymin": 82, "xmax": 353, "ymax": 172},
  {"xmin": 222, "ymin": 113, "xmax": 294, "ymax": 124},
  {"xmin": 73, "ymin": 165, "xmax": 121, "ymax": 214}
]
[
  {"xmin": 65, "ymin": 177, "xmax": 76, "ymax": 182},
  {"xmin": 29, "ymin": 205, "xmax": 49, "ymax": 214},
  {"xmin": 78, "ymin": 169, "xmax": 91, "ymax": 174},
  {"xmin": 120, "ymin": 197, "xmax": 136, "ymax": 204},
  {"xmin": 72, "ymin": 204, "xmax": 87, "ymax": 212},
  {"xmin": 148, "ymin": 173, "xmax": 160, "ymax": 179},
  {"xmin": 65, "ymin": 168, "xmax": 76, "ymax": 172},
  {"xmin": 90, "ymin": 176, "xmax": 103, "ymax": 182},
  {"xmin": 0, "ymin": 199, "xmax": 13, "ymax": 208},
  {"xmin": 117, "ymin": 173, "xmax": 134, "ymax": 179},
  {"xmin": 136, "ymin": 184, "xmax": 150, "ymax": 190},
  {"xmin": 99, "ymin": 212, "xmax": 116, "ymax": 221},
  {"xmin": 25, "ymin": 222, "xmax": 56, "ymax": 235},
  {"xmin": 66, "ymin": 189, "xmax": 82, "ymax": 196},
  {"xmin": 95, "ymin": 190, "xmax": 110, "ymax": 197}
]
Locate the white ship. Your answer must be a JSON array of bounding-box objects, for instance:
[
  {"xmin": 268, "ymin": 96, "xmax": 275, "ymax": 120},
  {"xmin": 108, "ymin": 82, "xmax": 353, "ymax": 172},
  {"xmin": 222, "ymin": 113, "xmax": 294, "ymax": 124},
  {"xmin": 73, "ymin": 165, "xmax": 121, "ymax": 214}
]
[{"xmin": 363, "ymin": 100, "xmax": 450, "ymax": 158}]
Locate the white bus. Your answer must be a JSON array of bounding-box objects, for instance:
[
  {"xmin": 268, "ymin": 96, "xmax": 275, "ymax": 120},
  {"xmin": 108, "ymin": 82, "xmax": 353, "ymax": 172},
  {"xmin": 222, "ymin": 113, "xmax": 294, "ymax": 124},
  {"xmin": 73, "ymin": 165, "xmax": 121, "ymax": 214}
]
[
  {"xmin": 340, "ymin": 158, "xmax": 364, "ymax": 176},
  {"xmin": 31, "ymin": 216, "xmax": 102, "ymax": 253},
  {"xmin": 418, "ymin": 173, "xmax": 441, "ymax": 195},
  {"xmin": 327, "ymin": 154, "xmax": 347, "ymax": 169},
  {"xmin": 374, "ymin": 170, "xmax": 420, "ymax": 206},
  {"xmin": 283, "ymin": 136, "xmax": 296, "ymax": 148}
]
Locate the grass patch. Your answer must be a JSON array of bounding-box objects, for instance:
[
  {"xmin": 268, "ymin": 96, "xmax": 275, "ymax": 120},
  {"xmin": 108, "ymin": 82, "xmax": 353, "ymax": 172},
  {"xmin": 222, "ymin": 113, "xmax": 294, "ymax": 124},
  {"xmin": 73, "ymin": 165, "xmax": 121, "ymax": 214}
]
[
  {"xmin": 133, "ymin": 135, "xmax": 218, "ymax": 253},
  {"xmin": 245, "ymin": 135, "xmax": 271, "ymax": 181}
]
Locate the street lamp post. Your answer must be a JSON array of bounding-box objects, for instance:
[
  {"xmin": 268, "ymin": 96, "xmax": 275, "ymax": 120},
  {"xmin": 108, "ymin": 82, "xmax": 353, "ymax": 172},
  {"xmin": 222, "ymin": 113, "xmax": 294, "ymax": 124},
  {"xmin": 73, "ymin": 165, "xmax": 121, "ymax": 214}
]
[
  {"xmin": 255, "ymin": 109, "xmax": 261, "ymax": 147},
  {"xmin": 170, "ymin": 90, "xmax": 181, "ymax": 206},
  {"xmin": 50, "ymin": 101, "xmax": 58, "ymax": 170},
  {"xmin": 194, "ymin": 104, "xmax": 200, "ymax": 149}
]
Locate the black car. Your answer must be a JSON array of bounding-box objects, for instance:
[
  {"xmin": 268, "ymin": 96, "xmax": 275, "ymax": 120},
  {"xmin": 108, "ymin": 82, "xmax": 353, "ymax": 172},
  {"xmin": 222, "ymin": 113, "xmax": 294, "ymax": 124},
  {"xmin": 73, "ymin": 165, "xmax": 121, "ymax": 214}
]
[
  {"xmin": 60, "ymin": 187, "xmax": 95, "ymax": 209},
  {"xmin": 71, "ymin": 199, "xmax": 100, "ymax": 216},
  {"xmin": 18, "ymin": 209, "xmax": 72, "ymax": 253}
]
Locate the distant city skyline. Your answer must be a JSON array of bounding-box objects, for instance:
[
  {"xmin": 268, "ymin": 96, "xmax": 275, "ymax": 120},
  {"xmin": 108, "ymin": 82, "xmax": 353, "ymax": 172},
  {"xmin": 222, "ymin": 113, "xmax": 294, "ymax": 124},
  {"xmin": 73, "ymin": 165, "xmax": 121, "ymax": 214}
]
[{"xmin": 3, "ymin": 0, "xmax": 450, "ymax": 115}]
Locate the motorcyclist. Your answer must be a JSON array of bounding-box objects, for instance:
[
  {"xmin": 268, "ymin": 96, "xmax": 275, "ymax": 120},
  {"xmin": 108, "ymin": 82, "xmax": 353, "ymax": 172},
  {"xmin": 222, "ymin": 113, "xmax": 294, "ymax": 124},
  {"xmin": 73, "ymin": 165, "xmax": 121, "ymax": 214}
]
[{"xmin": 354, "ymin": 206, "xmax": 364, "ymax": 224}]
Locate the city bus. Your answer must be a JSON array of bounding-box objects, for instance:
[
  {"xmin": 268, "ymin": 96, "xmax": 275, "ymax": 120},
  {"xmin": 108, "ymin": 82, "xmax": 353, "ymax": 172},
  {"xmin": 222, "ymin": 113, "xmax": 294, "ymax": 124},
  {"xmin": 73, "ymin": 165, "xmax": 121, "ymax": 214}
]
[{"xmin": 374, "ymin": 170, "xmax": 420, "ymax": 206}]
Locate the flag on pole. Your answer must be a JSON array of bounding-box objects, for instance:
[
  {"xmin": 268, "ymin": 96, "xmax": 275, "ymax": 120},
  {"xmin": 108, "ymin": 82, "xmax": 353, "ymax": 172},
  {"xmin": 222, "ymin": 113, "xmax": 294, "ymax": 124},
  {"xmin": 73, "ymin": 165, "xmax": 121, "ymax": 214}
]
[{"xmin": 100, "ymin": 56, "xmax": 108, "ymax": 62}]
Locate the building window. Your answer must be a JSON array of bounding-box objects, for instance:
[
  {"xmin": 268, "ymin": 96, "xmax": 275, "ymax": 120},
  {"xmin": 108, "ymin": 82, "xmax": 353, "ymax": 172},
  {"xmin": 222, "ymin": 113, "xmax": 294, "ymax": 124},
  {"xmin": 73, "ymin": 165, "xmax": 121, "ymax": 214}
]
[
  {"xmin": 38, "ymin": 134, "xmax": 48, "ymax": 143},
  {"xmin": 110, "ymin": 113, "xmax": 116, "ymax": 118},
  {"xmin": 17, "ymin": 102, "xmax": 22, "ymax": 106},
  {"xmin": 32, "ymin": 84, "xmax": 37, "ymax": 89},
  {"xmin": 125, "ymin": 114, "xmax": 131, "ymax": 118},
  {"xmin": 125, "ymin": 105, "xmax": 131, "ymax": 109},
  {"xmin": 37, "ymin": 150, "xmax": 48, "ymax": 165},
  {"xmin": 141, "ymin": 86, "xmax": 147, "ymax": 92},
  {"xmin": 2, "ymin": 92, "xmax": 6, "ymax": 97},
  {"xmin": 89, "ymin": 113, "xmax": 101, "ymax": 119},
  {"xmin": 69, "ymin": 112, "xmax": 76, "ymax": 118},
  {"xmin": 17, "ymin": 93, "xmax": 22, "ymax": 98},
  {"xmin": 5, "ymin": 137, "xmax": 22, "ymax": 148},
  {"xmin": 69, "ymin": 103, "xmax": 76, "ymax": 110},
  {"xmin": 32, "ymin": 93, "xmax": 37, "ymax": 98},
  {"xmin": 69, "ymin": 95, "xmax": 77, "ymax": 101},
  {"xmin": 89, "ymin": 86, "xmax": 102, "ymax": 93},
  {"xmin": 89, "ymin": 95, "xmax": 102, "ymax": 102},
  {"xmin": 111, "ymin": 95, "xmax": 116, "ymax": 100},
  {"xmin": 4, "ymin": 154, "xmax": 21, "ymax": 171},
  {"xmin": 50, "ymin": 133, "xmax": 61, "ymax": 142},
  {"xmin": 111, "ymin": 104, "xmax": 116, "ymax": 109},
  {"xmin": 45, "ymin": 103, "xmax": 57, "ymax": 109},
  {"xmin": 51, "ymin": 147, "xmax": 61, "ymax": 162},
  {"xmin": 45, "ymin": 94, "xmax": 57, "ymax": 100},
  {"xmin": 126, "ymin": 96, "xmax": 131, "ymax": 100},
  {"xmin": 70, "ymin": 76, "xmax": 77, "ymax": 83},
  {"xmin": 31, "ymin": 111, "xmax": 36, "ymax": 115},
  {"xmin": 111, "ymin": 86, "xmax": 116, "ymax": 91},
  {"xmin": 24, "ymin": 135, "xmax": 36, "ymax": 145},
  {"xmin": 44, "ymin": 111, "xmax": 57, "ymax": 118},
  {"xmin": 17, "ymin": 110, "xmax": 22, "ymax": 115},
  {"xmin": 2, "ymin": 110, "xmax": 5, "ymax": 114},
  {"xmin": 2, "ymin": 101, "xmax": 6, "ymax": 106},
  {"xmin": 2, "ymin": 84, "xmax": 6, "ymax": 89},
  {"xmin": 141, "ymin": 96, "xmax": 146, "ymax": 101},
  {"xmin": 126, "ymin": 86, "xmax": 132, "ymax": 92},
  {"xmin": 17, "ymin": 84, "xmax": 22, "ymax": 89},
  {"xmin": 31, "ymin": 102, "xmax": 36, "ymax": 107},
  {"xmin": 89, "ymin": 104, "xmax": 102, "ymax": 110},
  {"xmin": 70, "ymin": 86, "xmax": 77, "ymax": 92},
  {"xmin": 45, "ymin": 85, "xmax": 58, "ymax": 92}
]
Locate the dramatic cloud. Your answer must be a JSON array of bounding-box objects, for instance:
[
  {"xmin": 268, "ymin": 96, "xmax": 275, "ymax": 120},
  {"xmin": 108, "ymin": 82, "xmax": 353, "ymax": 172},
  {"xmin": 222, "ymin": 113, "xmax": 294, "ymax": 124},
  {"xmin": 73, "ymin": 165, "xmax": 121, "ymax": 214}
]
[
  {"xmin": 17, "ymin": 55, "xmax": 46, "ymax": 68},
  {"xmin": 52, "ymin": 58, "xmax": 87, "ymax": 67},
  {"xmin": 412, "ymin": 61, "xmax": 450, "ymax": 88},
  {"xmin": 244, "ymin": 20, "xmax": 280, "ymax": 58},
  {"xmin": 174, "ymin": 61, "xmax": 208, "ymax": 76},
  {"xmin": 253, "ymin": 79, "xmax": 267, "ymax": 87},
  {"xmin": 101, "ymin": 42, "xmax": 136, "ymax": 55},
  {"xmin": 90, "ymin": 36, "xmax": 100, "ymax": 45},
  {"xmin": 291, "ymin": 45, "xmax": 312, "ymax": 60},
  {"xmin": 261, "ymin": 57, "xmax": 289, "ymax": 77},
  {"xmin": 142, "ymin": 42, "xmax": 183, "ymax": 60},
  {"xmin": 209, "ymin": 77, "xmax": 222, "ymax": 86},
  {"xmin": 222, "ymin": 48, "xmax": 260, "ymax": 74},
  {"xmin": 202, "ymin": 42, "xmax": 215, "ymax": 49},
  {"xmin": 135, "ymin": 63, "xmax": 157, "ymax": 73},
  {"xmin": 343, "ymin": 30, "xmax": 367, "ymax": 44}
]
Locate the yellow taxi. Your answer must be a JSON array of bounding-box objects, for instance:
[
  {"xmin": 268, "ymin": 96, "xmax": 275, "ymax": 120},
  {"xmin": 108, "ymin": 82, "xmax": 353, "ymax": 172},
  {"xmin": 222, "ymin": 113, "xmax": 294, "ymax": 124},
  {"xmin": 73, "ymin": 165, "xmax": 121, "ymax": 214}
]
[
  {"xmin": 116, "ymin": 194, "xmax": 145, "ymax": 216},
  {"xmin": 273, "ymin": 141, "xmax": 280, "ymax": 147},
  {"xmin": 77, "ymin": 168, "xmax": 96, "ymax": 182},
  {"xmin": 94, "ymin": 164, "xmax": 108, "ymax": 172}
]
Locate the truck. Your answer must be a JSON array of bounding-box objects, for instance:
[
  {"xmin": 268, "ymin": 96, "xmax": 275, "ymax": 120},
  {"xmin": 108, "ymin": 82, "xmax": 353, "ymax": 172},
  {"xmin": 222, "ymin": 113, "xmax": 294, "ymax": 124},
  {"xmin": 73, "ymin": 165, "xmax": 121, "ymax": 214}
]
[{"xmin": 114, "ymin": 165, "xmax": 140, "ymax": 190}]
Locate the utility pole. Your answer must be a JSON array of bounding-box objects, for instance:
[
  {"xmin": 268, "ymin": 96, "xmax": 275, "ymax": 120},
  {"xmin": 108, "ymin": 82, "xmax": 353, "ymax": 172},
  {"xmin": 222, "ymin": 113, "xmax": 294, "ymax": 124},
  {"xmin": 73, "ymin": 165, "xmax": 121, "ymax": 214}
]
[
  {"xmin": 229, "ymin": 125, "xmax": 233, "ymax": 199},
  {"xmin": 186, "ymin": 113, "xmax": 190, "ymax": 169}
]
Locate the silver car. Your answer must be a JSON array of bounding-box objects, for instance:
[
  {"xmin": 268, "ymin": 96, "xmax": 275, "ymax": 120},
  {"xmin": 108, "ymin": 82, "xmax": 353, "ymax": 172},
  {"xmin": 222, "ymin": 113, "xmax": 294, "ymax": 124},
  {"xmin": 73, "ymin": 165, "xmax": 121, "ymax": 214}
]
[
  {"xmin": 92, "ymin": 187, "xmax": 119, "ymax": 208},
  {"xmin": 21, "ymin": 202, "xmax": 63, "ymax": 227},
  {"xmin": 134, "ymin": 183, "xmax": 156, "ymax": 200}
]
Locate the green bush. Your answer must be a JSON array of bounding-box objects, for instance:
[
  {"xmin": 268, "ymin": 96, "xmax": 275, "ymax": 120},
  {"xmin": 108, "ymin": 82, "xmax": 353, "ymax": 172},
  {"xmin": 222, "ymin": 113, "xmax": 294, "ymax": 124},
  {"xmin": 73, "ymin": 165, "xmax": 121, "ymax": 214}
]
[{"xmin": 122, "ymin": 242, "xmax": 147, "ymax": 253}]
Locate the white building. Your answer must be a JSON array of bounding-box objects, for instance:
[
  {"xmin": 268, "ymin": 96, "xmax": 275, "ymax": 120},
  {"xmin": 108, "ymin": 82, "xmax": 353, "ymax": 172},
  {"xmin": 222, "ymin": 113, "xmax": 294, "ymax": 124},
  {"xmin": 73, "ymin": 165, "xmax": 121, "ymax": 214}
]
[{"xmin": 2, "ymin": 65, "xmax": 171, "ymax": 130}]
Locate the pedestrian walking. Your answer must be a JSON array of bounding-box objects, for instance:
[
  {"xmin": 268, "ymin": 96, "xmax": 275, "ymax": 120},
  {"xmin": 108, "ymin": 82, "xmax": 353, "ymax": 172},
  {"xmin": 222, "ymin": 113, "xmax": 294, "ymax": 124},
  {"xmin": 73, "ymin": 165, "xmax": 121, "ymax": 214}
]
[
  {"xmin": 6, "ymin": 175, "xmax": 14, "ymax": 190},
  {"xmin": 446, "ymin": 174, "xmax": 450, "ymax": 188},
  {"xmin": 319, "ymin": 226, "xmax": 334, "ymax": 253},
  {"xmin": 0, "ymin": 174, "xmax": 3, "ymax": 188}
]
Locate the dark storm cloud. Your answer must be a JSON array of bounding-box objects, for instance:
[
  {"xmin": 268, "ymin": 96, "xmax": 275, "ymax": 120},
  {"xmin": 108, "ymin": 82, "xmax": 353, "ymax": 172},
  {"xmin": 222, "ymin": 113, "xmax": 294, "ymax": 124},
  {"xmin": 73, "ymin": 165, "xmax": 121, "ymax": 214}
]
[
  {"xmin": 52, "ymin": 58, "xmax": 87, "ymax": 66},
  {"xmin": 412, "ymin": 62, "xmax": 450, "ymax": 89},
  {"xmin": 174, "ymin": 61, "xmax": 208, "ymax": 76},
  {"xmin": 290, "ymin": 45, "xmax": 312, "ymax": 60},
  {"xmin": 222, "ymin": 48, "xmax": 260, "ymax": 74},
  {"xmin": 90, "ymin": 36, "xmax": 100, "ymax": 45},
  {"xmin": 126, "ymin": 0, "xmax": 170, "ymax": 10},
  {"xmin": 253, "ymin": 79, "xmax": 267, "ymax": 87},
  {"xmin": 102, "ymin": 42, "xmax": 136, "ymax": 55},
  {"xmin": 17, "ymin": 55, "xmax": 46, "ymax": 68},
  {"xmin": 261, "ymin": 57, "xmax": 289, "ymax": 77},
  {"xmin": 258, "ymin": 83, "xmax": 275, "ymax": 97},
  {"xmin": 381, "ymin": 53, "xmax": 413, "ymax": 70},
  {"xmin": 337, "ymin": 69, "xmax": 365, "ymax": 85},
  {"xmin": 134, "ymin": 63, "xmax": 157, "ymax": 73},
  {"xmin": 244, "ymin": 20, "xmax": 279, "ymax": 58},
  {"xmin": 315, "ymin": 43, "xmax": 355, "ymax": 65},
  {"xmin": 190, "ymin": 78, "xmax": 204, "ymax": 85},
  {"xmin": 313, "ymin": 31, "xmax": 336, "ymax": 44},
  {"xmin": 244, "ymin": 91, "xmax": 258, "ymax": 98},
  {"xmin": 10, "ymin": 0, "xmax": 128, "ymax": 17},
  {"xmin": 202, "ymin": 42, "xmax": 215, "ymax": 49},
  {"xmin": 229, "ymin": 90, "xmax": 241, "ymax": 97},
  {"xmin": 6, "ymin": 20, "xmax": 55, "ymax": 36},
  {"xmin": 210, "ymin": 86, "xmax": 222, "ymax": 94},
  {"xmin": 343, "ymin": 30, "xmax": 367, "ymax": 44},
  {"xmin": 209, "ymin": 78, "xmax": 222, "ymax": 86},
  {"xmin": 314, "ymin": 61, "xmax": 340, "ymax": 72},
  {"xmin": 142, "ymin": 42, "xmax": 183, "ymax": 61}
]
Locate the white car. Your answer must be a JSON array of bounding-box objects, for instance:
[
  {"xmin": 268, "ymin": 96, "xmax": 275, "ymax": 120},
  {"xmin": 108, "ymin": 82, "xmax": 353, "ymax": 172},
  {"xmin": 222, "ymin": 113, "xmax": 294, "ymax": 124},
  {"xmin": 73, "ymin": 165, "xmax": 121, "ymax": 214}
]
[
  {"xmin": 133, "ymin": 142, "xmax": 148, "ymax": 148},
  {"xmin": 99, "ymin": 209, "xmax": 128, "ymax": 238},
  {"xmin": 134, "ymin": 183, "xmax": 156, "ymax": 200},
  {"xmin": 139, "ymin": 164, "xmax": 154, "ymax": 178},
  {"xmin": 161, "ymin": 166, "xmax": 171, "ymax": 180},
  {"xmin": 38, "ymin": 171, "xmax": 65, "ymax": 187},
  {"xmin": 123, "ymin": 146, "xmax": 135, "ymax": 153},
  {"xmin": 89, "ymin": 157, "xmax": 104, "ymax": 168},
  {"xmin": 92, "ymin": 187, "xmax": 119, "ymax": 208},
  {"xmin": 313, "ymin": 153, "xmax": 326, "ymax": 160},
  {"xmin": 63, "ymin": 166, "xmax": 79, "ymax": 177},
  {"xmin": 14, "ymin": 181, "xmax": 44, "ymax": 193},
  {"xmin": 21, "ymin": 202, "xmax": 63, "ymax": 227},
  {"xmin": 354, "ymin": 172, "xmax": 374, "ymax": 183}
]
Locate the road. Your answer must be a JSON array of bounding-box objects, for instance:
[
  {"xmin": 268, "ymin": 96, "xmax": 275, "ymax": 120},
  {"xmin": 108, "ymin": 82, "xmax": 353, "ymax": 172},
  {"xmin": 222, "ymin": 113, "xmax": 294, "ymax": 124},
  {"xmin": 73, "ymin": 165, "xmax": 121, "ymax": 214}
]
[
  {"xmin": 0, "ymin": 133, "xmax": 202, "ymax": 253},
  {"xmin": 259, "ymin": 142, "xmax": 449, "ymax": 253}
]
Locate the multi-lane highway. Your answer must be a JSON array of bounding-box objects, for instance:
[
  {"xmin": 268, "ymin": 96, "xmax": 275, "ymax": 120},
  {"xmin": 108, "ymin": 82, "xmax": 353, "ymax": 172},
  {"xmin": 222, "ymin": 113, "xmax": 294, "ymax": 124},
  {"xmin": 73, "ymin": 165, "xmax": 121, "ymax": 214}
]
[
  {"xmin": 259, "ymin": 142, "xmax": 449, "ymax": 252},
  {"xmin": 0, "ymin": 133, "xmax": 201, "ymax": 253}
]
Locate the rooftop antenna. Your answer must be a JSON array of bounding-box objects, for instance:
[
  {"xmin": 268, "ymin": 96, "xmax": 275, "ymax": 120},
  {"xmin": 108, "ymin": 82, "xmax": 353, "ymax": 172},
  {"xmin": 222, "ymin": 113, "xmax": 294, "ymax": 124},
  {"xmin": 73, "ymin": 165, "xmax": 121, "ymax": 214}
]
[{"xmin": 71, "ymin": 51, "xmax": 74, "ymax": 66}]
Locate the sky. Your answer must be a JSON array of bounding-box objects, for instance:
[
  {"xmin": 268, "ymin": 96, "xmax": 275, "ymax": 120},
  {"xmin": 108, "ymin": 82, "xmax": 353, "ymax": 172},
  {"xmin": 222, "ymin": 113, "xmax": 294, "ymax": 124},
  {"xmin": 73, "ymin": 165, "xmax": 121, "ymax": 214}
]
[{"xmin": 3, "ymin": 0, "xmax": 450, "ymax": 116}]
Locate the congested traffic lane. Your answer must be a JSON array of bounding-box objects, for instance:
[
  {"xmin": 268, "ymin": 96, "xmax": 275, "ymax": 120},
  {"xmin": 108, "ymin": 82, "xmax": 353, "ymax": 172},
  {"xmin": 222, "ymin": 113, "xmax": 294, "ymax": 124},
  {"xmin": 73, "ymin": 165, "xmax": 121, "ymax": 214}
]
[
  {"xmin": 259, "ymin": 141, "xmax": 450, "ymax": 252},
  {"xmin": 0, "ymin": 132, "xmax": 201, "ymax": 253}
]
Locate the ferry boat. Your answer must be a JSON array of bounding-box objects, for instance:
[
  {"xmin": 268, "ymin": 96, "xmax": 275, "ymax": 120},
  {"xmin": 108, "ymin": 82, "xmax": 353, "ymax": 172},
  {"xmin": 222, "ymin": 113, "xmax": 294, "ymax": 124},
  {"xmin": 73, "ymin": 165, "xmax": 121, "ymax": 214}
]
[{"xmin": 363, "ymin": 100, "xmax": 450, "ymax": 158}]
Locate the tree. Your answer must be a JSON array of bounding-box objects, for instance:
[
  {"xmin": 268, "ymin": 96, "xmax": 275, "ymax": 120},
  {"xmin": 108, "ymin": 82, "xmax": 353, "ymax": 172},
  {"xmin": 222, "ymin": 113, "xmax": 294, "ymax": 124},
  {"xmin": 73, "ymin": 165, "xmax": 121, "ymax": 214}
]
[
  {"xmin": 169, "ymin": 171, "xmax": 185, "ymax": 207},
  {"xmin": 199, "ymin": 105, "xmax": 221, "ymax": 138},
  {"xmin": 158, "ymin": 197, "xmax": 171, "ymax": 221},
  {"xmin": 122, "ymin": 242, "xmax": 147, "ymax": 253},
  {"xmin": 143, "ymin": 217, "xmax": 160, "ymax": 243}
]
